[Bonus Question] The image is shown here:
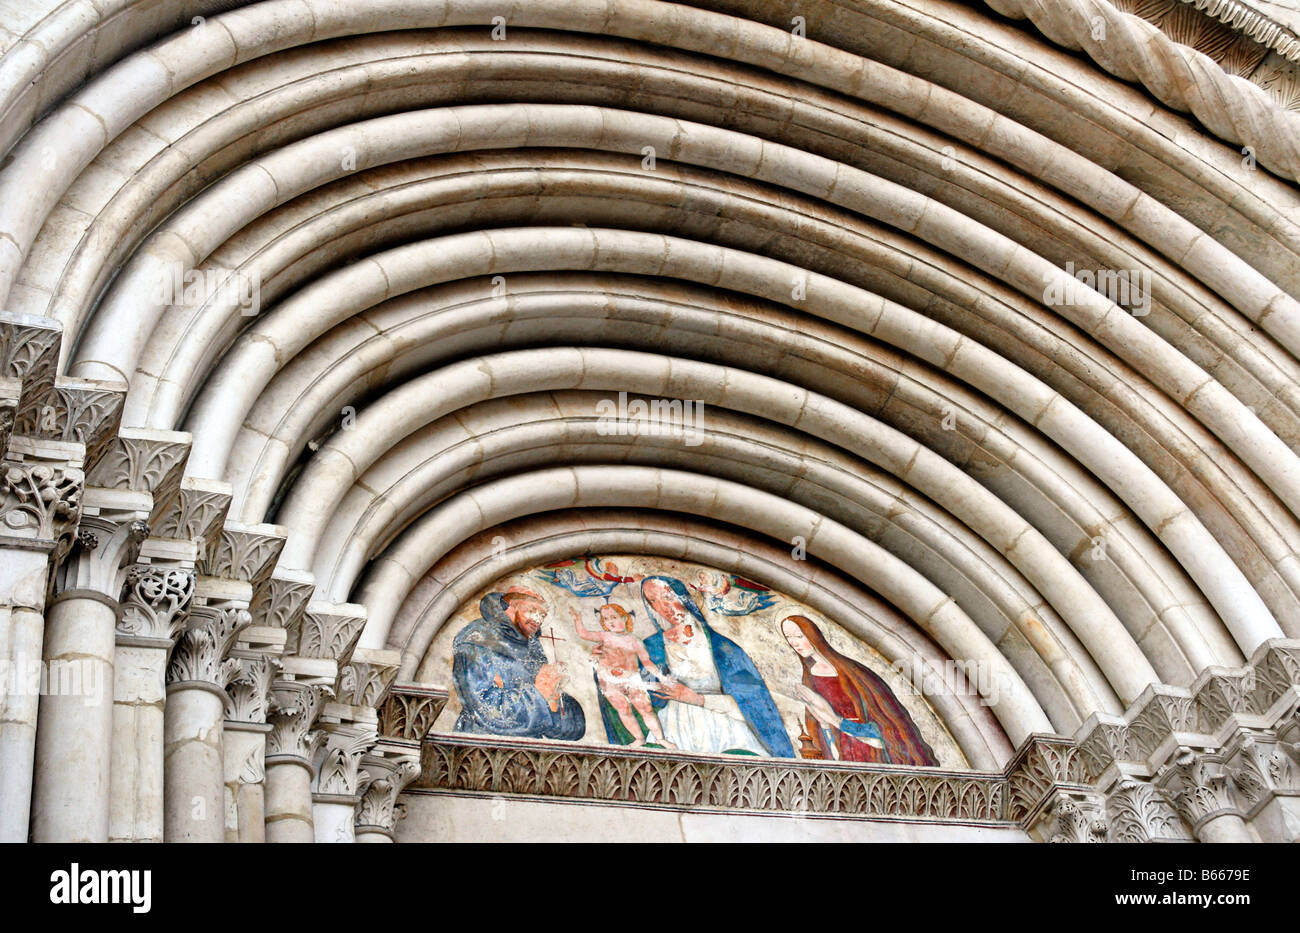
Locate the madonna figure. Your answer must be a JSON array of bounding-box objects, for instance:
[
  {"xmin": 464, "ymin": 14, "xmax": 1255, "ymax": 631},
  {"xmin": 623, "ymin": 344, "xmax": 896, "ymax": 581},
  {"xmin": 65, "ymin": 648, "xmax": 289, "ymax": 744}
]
[
  {"xmin": 599, "ymin": 575, "xmax": 796, "ymax": 757},
  {"xmin": 781, "ymin": 615, "xmax": 937, "ymax": 766}
]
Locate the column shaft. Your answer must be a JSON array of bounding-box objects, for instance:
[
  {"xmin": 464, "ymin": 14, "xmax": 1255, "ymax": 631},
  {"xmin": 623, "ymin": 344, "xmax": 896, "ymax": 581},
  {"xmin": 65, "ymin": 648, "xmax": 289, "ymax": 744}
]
[
  {"xmin": 163, "ymin": 684, "xmax": 226, "ymax": 842},
  {"xmin": 265, "ymin": 758, "xmax": 315, "ymax": 843}
]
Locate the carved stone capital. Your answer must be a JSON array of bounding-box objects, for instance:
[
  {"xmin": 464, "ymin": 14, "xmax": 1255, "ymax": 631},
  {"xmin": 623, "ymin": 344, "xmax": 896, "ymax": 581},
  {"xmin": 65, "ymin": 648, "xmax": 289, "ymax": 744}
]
[
  {"xmin": 225, "ymin": 655, "xmax": 281, "ymax": 724},
  {"xmin": 248, "ymin": 568, "xmax": 314, "ymax": 632},
  {"xmin": 166, "ymin": 604, "xmax": 253, "ymax": 689},
  {"xmin": 0, "ymin": 459, "xmax": 82, "ymax": 550},
  {"xmin": 1223, "ymin": 731, "xmax": 1300, "ymax": 812},
  {"xmin": 313, "ymin": 724, "xmax": 378, "ymax": 798},
  {"xmin": 150, "ymin": 477, "xmax": 230, "ymax": 547},
  {"xmin": 1156, "ymin": 749, "xmax": 1243, "ymax": 830},
  {"xmin": 355, "ymin": 756, "xmax": 420, "ymax": 835},
  {"xmin": 116, "ymin": 564, "xmax": 196, "ymax": 642},
  {"xmin": 1005, "ymin": 735, "xmax": 1089, "ymax": 825},
  {"xmin": 297, "ymin": 602, "xmax": 366, "ymax": 664},
  {"xmin": 199, "ymin": 521, "xmax": 284, "ymax": 588},
  {"xmin": 377, "ymin": 685, "xmax": 448, "ymax": 745},
  {"xmin": 53, "ymin": 511, "xmax": 149, "ymax": 597},
  {"xmin": 1106, "ymin": 780, "xmax": 1192, "ymax": 843},
  {"xmin": 13, "ymin": 378, "xmax": 125, "ymax": 470},
  {"xmin": 85, "ymin": 428, "xmax": 190, "ymax": 520},
  {"xmin": 1036, "ymin": 791, "xmax": 1110, "ymax": 844},
  {"xmin": 266, "ymin": 680, "xmax": 332, "ymax": 764},
  {"xmin": 338, "ymin": 648, "xmax": 401, "ymax": 709}
]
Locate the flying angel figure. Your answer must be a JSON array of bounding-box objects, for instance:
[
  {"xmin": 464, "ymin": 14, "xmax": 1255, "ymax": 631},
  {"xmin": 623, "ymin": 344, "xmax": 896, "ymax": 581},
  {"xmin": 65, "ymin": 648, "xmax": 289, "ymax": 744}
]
[
  {"xmin": 688, "ymin": 569, "xmax": 777, "ymax": 616},
  {"xmin": 535, "ymin": 558, "xmax": 637, "ymax": 601}
]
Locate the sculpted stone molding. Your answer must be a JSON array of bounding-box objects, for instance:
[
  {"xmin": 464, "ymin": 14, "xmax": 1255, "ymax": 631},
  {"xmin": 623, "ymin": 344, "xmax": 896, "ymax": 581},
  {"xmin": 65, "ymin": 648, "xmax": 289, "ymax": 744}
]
[
  {"xmin": 417, "ymin": 734, "xmax": 1008, "ymax": 823},
  {"xmin": 266, "ymin": 680, "xmax": 332, "ymax": 764},
  {"xmin": 355, "ymin": 756, "xmax": 421, "ymax": 836},
  {"xmin": 988, "ymin": 0, "xmax": 1300, "ymax": 179},
  {"xmin": 116, "ymin": 564, "xmax": 196, "ymax": 642},
  {"xmin": 377, "ymin": 684, "xmax": 448, "ymax": 745},
  {"xmin": 166, "ymin": 604, "xmax": 254, "ymax": 689}
]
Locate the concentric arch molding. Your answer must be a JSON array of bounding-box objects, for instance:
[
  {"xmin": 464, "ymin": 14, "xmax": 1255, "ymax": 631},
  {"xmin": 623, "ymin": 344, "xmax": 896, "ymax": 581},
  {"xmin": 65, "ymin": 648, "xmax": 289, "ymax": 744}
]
[{"xmin": 412, "ymin": 733, "xmax": 1011, "ymax": 825}]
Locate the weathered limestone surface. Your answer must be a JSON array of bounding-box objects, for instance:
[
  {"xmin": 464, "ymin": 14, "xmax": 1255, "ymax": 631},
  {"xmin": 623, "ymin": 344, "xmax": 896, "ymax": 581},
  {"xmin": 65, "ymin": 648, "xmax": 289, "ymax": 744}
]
[{"xmin": 0, "ymin": 0, "xmax": 1299, "ymax": 842}]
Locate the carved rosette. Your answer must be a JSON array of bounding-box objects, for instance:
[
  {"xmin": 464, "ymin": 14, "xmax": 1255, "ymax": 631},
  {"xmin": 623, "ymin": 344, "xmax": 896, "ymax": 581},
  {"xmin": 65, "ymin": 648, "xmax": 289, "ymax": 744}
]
[
  {"xmin": 314, "ymin": 727, "xmax": 378, "ymax": 798},
  {"xmin": 378, "ymin": 687, "xmax": 448, "ymax": 744},
  {"xmin": 166, "ymin": 605, "xmax": 253, "ymax": 688},
  {"xmin": 1106, "ymin": 780, "xmax": 1192, "ymax": 843},
  {"xmin": 117, "ymin": 565, "xmax": 196, "ymax": 641},
  {"xmin": 225, "ymin": 655, "xmax": 281, "ymax": 724},
  {"xmin": 355, "ymin": 758, "xmax": 420, "ymax": 834},
  {"xmin": 266, "ymin": 681, "xmax": 331, "ymax": 764},
  {"xmin": 0, "ymin": 461, "xmax": 83, "ymax": 546}
]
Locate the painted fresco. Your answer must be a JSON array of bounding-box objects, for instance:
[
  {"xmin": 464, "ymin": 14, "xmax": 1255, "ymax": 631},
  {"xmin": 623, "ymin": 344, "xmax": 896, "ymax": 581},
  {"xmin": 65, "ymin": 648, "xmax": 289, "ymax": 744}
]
[{"xmin": 429, "ymin": 556, "xmax": 961, "ymax": 767}]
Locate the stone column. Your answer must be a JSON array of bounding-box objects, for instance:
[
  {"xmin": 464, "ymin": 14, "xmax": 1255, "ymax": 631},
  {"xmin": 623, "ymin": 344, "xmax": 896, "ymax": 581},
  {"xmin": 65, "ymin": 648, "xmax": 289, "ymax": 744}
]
[
  {"xmin": 312, "ymin": 723, "xmax": 376, "ymax": 843},
  {"xmin": 223, "ymin": 655, "xmax": 278, "ymax": 842},
  {"xmin": 109, "ymin": 565, "xmax": 195, "ymax": 841},
  {"xmin": 0, "ymin": 455, "xmax": 81, "ymax": 842},
  {"xmin": 1158, "ymin": 749, "xmax": 1256, "ymax": 843},
  {"xmin": 264, "ymin": 680, "xmax": 329, "ymax": 843},
  {"xmin": 163, "ymin": 604, "xmax": 250, "ymax": 842},
  {"xmin": 355, "ymin": 755, "xmax": 420, "ymax": 843},
  {"xmin": 31, "ymin": 513, "xmax": 148, "ymax": 842}
]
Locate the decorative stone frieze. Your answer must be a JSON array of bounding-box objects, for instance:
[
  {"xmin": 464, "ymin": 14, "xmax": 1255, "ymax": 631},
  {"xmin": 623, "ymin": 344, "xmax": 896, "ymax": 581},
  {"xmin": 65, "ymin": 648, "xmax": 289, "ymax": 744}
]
[{"xmin": 417, "ymin": 734, "xmax": 1009, "ymax": 822}]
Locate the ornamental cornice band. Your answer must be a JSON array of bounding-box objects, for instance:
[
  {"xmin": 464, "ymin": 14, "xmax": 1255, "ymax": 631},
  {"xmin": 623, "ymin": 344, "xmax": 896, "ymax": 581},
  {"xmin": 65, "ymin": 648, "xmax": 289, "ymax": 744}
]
[{"xmin": 416, "ymin": 734, "xmax": 1009, "ymax": 823}]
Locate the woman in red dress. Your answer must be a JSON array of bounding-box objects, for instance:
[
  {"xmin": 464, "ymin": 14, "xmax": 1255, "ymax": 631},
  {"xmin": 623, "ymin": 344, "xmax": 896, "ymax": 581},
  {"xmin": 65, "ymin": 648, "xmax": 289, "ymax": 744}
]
[{"xmin": 781, "ymin": 615, "xmax": 938, "ymax": 766}]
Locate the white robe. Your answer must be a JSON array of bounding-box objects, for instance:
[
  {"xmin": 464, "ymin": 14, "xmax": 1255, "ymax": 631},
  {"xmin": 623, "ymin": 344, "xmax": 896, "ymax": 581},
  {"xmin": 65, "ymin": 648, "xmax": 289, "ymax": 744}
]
[{"xmin": 657, "ymin": 629, "xmax": 767, "ymax": 756}]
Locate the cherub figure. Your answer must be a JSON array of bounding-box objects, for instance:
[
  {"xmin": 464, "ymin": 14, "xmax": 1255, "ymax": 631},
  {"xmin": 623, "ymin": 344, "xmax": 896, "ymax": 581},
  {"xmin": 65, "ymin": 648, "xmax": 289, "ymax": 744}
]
[{"xmin": 571, "ymin": 604, "xmax": 676, "ymax": 749}]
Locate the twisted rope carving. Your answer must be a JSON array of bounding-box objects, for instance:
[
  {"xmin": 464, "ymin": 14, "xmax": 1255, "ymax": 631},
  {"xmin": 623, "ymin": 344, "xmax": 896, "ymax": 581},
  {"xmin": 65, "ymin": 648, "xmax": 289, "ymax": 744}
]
[{"xmin": 985, "ymin": 0, "xmax": 1300, "ymax": 180}]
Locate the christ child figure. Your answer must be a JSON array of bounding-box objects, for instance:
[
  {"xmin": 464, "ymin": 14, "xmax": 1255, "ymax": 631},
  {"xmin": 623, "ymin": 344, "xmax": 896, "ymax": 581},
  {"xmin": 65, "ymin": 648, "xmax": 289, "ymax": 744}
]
[{"xmin": 571, "ymin": 604, "xmax": 676, "ymax": 749}]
